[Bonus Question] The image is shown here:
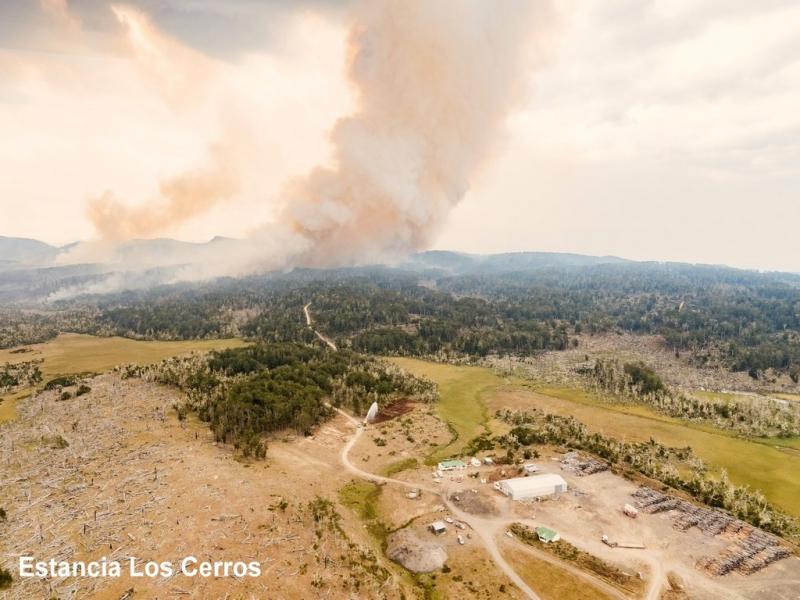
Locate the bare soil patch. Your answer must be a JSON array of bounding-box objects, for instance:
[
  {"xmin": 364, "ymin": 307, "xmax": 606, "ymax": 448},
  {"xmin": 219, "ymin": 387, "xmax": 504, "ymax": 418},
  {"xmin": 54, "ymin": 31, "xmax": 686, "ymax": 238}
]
[{"xmin": 373, "ymin": 397, "xmax": 416, "ymax": 423}]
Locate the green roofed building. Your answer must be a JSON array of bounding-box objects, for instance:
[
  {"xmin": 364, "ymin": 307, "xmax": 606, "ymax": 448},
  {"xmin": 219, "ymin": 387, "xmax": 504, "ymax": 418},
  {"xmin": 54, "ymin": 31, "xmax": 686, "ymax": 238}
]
[
  {"xmin": 535, "ymin": 527, "xmax": 560, "ymax": 544},
  {"xmin": 437, "ymin": 459, "xmax": 466, "ymax": 472}
]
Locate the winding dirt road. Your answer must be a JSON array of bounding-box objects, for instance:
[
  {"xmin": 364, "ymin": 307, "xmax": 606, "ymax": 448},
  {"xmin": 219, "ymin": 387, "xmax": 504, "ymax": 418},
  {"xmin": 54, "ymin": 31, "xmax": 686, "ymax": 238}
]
[{"xmin": 303, "ymin": 302, "xmax": 338, "ymax": 351}]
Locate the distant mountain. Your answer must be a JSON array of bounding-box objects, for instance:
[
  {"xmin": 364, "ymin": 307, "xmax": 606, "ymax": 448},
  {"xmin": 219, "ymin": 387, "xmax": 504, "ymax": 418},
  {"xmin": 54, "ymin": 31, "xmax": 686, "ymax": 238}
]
[
  {"xmin": 0, "ymin": 236, "xmax": 59, "ymax": 267},
  {"xmin": 2, "ymin": 234, "xmax": 797, "ymax": 304},
  {"xmin": 405, "ymin": 250, "xmax": 630, "ymax": 274}
]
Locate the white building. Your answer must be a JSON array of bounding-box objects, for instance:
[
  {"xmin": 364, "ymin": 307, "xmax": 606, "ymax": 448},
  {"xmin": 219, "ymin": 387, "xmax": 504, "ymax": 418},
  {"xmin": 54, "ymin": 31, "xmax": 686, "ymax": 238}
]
[
  {"xmin": 437, "ymin": 459, "xmax": 466, "ymax": 472},
  {"xmin": 429, "ymin": 521, "xmax": 447, "ymax": 535},
  {"xmin": 365, "ymin": 401, "xmax": 379, "ymax": 423},
  {"xmin": 496, "ymin": 474, "xmax": 568, "ymax": 500}
]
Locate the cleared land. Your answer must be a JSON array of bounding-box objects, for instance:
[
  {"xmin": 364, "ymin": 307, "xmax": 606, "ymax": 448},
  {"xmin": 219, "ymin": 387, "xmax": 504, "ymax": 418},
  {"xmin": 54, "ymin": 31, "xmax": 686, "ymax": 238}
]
[
  {"xmin": 0, "ymin": 333, "xmax": 246, "ymax": 422},
  {"xmin": 0, "ymin": 375, "xmax": 414, "ymax": 599}
]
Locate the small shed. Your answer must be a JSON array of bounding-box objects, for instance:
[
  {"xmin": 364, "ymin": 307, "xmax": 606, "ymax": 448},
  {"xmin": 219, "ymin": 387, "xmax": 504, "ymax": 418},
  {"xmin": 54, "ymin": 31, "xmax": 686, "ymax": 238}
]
[
  {"xmin": 470, "ymin": 457, "xmax": 482, "ymax": 467},
  {"xmin": 535, "ymin": 527, "xmax": 560, "ymax": 544},
  {"xmin": 429, "ymin": 521, "xmax": 447, "ymax": 535}
]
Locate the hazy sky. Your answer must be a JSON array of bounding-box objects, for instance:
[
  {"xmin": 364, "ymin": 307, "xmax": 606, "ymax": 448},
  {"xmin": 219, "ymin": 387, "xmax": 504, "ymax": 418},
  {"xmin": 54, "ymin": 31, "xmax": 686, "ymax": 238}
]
[{"xmin": 1, "ymin": 1, "xmax": 799, "ymax": 271}]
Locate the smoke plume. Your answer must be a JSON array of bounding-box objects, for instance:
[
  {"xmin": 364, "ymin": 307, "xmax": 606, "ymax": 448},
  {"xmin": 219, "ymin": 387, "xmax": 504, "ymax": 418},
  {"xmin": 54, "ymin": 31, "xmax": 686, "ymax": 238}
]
[
  {"xmin": 75, "ymin": 0, "xmax": 547, "ymax": 280},
  {"xmin": 87, "ymin": 140, "xmax": 239, "ymax": 241},
  {"xmin": 265, "ymin": 0, "xmax": 540, "ymax": 267}
]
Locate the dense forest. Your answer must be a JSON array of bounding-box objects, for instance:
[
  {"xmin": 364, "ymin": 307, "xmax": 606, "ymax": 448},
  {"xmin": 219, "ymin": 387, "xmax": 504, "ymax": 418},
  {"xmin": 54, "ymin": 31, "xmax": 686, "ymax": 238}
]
[
  {"xmin": 4, "ymin": 256, "xmax": 800, "ymax": 378},
  {"xmin": 125, "ymin": 343, "xmax": 435, "ymax": 458}
]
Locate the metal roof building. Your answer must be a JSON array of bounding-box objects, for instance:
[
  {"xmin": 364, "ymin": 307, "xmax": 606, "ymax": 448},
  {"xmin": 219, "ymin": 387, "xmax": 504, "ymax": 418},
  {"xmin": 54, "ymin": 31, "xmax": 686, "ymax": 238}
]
[
  {"xmin": 496, "ymin": 474, "xmax": 567, "ymax": 500},
  {"xmin": 437, "ymin": 459, "xmax": 466, "ymax": 471},
  {"xmin": 429, "ymin": 521, "xmax": 447, "ymax": 535},
  {"xmin": 535, "ymin": 527, "xmax": 560, "ymax": 543}
]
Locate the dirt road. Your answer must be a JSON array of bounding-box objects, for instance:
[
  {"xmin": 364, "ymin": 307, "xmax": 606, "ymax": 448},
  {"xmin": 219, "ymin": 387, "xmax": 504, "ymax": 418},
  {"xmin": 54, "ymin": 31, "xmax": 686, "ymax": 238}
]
[{"xmin": 303, "ymin": 303, "xmax": 338, "ymax": 351}]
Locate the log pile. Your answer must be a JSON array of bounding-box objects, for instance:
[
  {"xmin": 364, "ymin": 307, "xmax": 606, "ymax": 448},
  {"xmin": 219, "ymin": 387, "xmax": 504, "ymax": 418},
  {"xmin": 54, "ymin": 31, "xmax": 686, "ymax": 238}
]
[
  {"xmin": 631, "ymin": 486, "xmax": 790, "ymax": 576},
  {"xmin": 560, "ymin": 452, "xmax": 609, "ymax": 476}
]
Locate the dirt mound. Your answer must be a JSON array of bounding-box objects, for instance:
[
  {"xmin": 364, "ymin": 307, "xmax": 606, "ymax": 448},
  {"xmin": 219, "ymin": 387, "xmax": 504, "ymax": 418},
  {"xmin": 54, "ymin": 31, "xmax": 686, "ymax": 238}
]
[
  {"xmin": 386, "ymin": 528, "xmax": 447, "ymax": 573},
  {"xmin": 449, "ymin": 489, "xmax": 498, "ymax": 516},
  {"xmin": 373, "ymin": 397, "xmax": 415, "ymax": 423}
]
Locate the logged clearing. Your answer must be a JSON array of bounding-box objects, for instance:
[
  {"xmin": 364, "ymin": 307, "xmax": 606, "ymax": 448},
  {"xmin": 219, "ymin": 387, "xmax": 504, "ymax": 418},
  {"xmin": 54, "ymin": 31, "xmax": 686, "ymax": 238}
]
[
  {"xmin": 0, "ymin": 375, "xmax": 412, "ymax": 599},
  {"xmin": 389, "ymin": 358, "xmax": 500, "ymax": 463},
  {"xmin": 0, "ymin": 334, "xmax": 246, "ymax": 422}
]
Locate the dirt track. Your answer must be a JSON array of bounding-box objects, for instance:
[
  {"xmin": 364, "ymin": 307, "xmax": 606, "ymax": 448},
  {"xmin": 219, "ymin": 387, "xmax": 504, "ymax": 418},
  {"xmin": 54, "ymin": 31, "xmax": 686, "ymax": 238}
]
[{"xmin": 303, "ymin": 303, "xmax": 338, "ymax": 351}]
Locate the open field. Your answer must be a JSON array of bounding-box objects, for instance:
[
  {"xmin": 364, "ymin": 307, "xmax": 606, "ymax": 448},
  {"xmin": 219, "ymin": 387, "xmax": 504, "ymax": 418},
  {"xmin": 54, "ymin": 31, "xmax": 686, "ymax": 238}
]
[
  {"xmin": 0, "ymin": 333, "xmax": 246, "ymax": 422},
  {"xmin": 390, "ymin": 358, "xmax": 501, "ymax": 463},
  {"xmin": 0, "ymin": 333, "xmax": 246, "ymax": 380},
  {"xmin": 502, "ymin": 541, "xmax": 617, "ymax": 600}
]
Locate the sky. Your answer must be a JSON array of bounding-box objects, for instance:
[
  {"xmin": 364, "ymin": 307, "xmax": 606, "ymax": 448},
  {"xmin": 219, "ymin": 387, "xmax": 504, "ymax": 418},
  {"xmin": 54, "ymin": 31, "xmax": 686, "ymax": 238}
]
[{"xmin": 1, "ymin": 0, "xmax": 799, "ymax": 272}]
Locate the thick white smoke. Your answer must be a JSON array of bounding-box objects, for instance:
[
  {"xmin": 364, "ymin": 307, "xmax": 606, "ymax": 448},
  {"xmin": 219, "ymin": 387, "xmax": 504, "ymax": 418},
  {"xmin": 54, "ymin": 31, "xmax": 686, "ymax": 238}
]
[
  {"xmin": 58, "ymin": 0, "xmax": 551, "ymax": 287},
  {"xmin": 271, "ymin": 0, "xmax": 543, "ymax": 268}
]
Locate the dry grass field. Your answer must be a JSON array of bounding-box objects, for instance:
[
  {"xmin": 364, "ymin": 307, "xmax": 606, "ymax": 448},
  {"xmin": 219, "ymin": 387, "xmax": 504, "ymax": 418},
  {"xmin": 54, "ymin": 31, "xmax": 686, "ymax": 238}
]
[{"xmin": 0, "ymin": 334, "xmax": 246, "ymax": 423}]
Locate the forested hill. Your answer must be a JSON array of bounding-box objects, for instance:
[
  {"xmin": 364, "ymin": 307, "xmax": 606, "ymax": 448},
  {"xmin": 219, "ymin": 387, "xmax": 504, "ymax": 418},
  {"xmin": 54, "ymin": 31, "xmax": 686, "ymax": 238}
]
[{"xmin": 3, "ymin": 252, "xmax": 800, "ymax": 378}]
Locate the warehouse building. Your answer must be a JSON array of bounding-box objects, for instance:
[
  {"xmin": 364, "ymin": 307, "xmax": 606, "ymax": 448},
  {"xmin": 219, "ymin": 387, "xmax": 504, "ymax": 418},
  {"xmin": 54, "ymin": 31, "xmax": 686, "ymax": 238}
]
[{"xmin": 495, "ymin": 474, "xmax": 568, "ymax": 500}]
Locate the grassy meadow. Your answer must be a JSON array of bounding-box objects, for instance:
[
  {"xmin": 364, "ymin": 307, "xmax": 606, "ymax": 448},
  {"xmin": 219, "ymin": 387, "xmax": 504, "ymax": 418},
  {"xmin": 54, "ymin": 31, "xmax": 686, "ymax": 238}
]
[
  {"xmin": 0, "ymin": 333, "xmax": 246, "ymax": 422},
  {"xmin": 389, "ymin": 358, "xmax": 501, "ymax": 463}
]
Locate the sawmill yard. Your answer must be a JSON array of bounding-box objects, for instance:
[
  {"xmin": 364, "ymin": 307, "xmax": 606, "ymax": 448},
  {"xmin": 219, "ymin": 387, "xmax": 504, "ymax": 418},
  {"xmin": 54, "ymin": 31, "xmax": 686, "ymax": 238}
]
[{"xmin": 2, "ymin": 335, "xmax": 800, "ymax": 599}]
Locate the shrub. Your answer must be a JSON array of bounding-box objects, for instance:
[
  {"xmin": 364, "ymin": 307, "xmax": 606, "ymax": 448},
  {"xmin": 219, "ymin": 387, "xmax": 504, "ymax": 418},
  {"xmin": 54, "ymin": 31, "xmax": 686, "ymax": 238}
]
[
  {"xmin": 44, "ymin": 376, "xmax": 77, "ymax": 390},
  {"xmin": 623, "ymin": 362, "xmax": 665, "ymax": 395},
  {"xmin": 0, "ymin": 567, "xmax": 11, "ymax": 589}
]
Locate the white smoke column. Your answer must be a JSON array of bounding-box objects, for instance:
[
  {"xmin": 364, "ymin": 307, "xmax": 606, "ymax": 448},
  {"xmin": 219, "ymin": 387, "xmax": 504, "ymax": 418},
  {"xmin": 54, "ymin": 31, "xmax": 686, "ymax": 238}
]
[
  {"xmin": 60, "ymin": 0, "xmax": 550, "ymax": 287},
  {"xmin": 87, "ymin": 139, "xmax": 240, "ymax": 241},
  {"xmin": 82, "ymin": 4, "xmax": 236, "ymax": 241},
  {"xmin": 274, "ymin": 0, "xmax": 544, "ymax": 267}
]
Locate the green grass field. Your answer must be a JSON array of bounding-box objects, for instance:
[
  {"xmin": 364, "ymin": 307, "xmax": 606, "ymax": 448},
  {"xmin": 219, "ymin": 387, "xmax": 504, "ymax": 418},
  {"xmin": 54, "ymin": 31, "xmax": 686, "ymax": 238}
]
[
  {"xmin": 382, "ymin": 457, "xmax": 419, "ymax": 477},
  {"xmin": 0, "ymin": 333, "xmax": 246, "ymax": 422},
  {"xmin": 390, "ymin": 359, "xmax": 800, "ymax": 516},
  {"xmin": 389, "ymin": 358, "xmax": 502, "ymax": 464}
]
